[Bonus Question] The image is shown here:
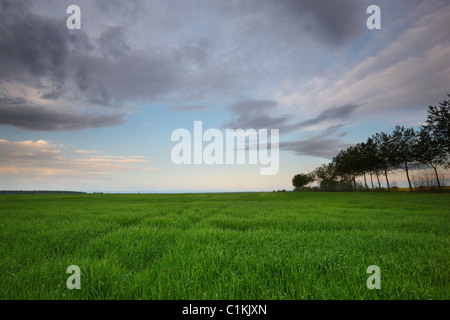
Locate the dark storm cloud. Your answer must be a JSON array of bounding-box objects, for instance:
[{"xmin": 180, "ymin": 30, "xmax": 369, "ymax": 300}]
[
  {"xmin": 0, "ymin": 97, "xmax": 125, "ymax": 131},
  {"xmin": 0, "ymin": 0, "xmax": 92, "ymax": 84},
  {"xmin": 0, "ymin": 0, "xmax": 108, "ymax": 131},
  {"xmin": 0, "ymin": 0, "xmax": 176, "ymax": 104},
  {"xmin": 0, "ymin": 0, "xmax": 201, "ymax": 130}
]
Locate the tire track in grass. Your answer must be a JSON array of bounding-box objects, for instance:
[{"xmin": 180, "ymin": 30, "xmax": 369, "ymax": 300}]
[
  {"xmin": 135, "ymin": 204, "xmax": 228, "ymax": 299},
  {"xmin": 65, "ymin": 203, "xmax": 227, "ymax": 298},
  {"xmin": 142, "ymin": 204, "xmax": 227, "ymax": 261}
]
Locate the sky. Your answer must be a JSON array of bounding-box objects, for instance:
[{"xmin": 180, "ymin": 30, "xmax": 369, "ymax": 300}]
[{"xmin": 0, "ymin": 0, "xmax": 449, "ymax": 192}]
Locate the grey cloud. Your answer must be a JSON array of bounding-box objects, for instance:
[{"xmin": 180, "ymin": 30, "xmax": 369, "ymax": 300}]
[
  {"xmin": 93, "ymin": 0, "xmax": 146, "ymax": 22},
  {"xmin": 0, "ymin": 97, "xmax": 125, "ymax": 131},
  {"xmin": 223, "ymin": 100, "xmax": 290, "ymax": 130},
  {"xmin": 71, "ymin": 51, "xmax": 185, "ymax": 106},
  {"xmin": 280, "ymin": 138, "xmax": 349, "ymax": 159},
  {"xmin": 0, "ymin": 0, "xmax": 92, "ymax": 84},
  {"xmin": 0, "ymin": 0, "xmax": 379, "ymax": 133},
  {"xmin": 224, "ymin": 100, "xmax": 359, "ymax": 133},
  {"xmin": 274, "ymin": 0, "xmax": 364, "ymax": 46},
  {"xmin": 40, "ymin": 82, "xmax": 66, "ymax": 100},
  {"xmin": 99, "ymin": 26, "xmax": 130, "ymax": 58},
  {"xmin": 280, "ymin": 125, "xmax": 351, "ymax": 159},
  {"xmin": 0, "ymin": 0, "xmax": 206, "ymax": 130},
  {"xmin": 224, "ymin": 0, "xmax": 364, "ymax": 56},
  {"xmin": 179, "ymin": 39, "xmax": 211, "ymax": 68},
  {"xmin": 0, "ymin": 1, "xmax": 142, "ymax": 108},
  {"xmin": 297, "ymin": 104, "xmax": 359, "ymax": 127}
]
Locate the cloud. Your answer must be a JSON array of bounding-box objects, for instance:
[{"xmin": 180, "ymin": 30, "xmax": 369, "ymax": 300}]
[
  {"xmin": 0, "ymin": 0, "xmax": 216, "ymax": 131},
  {"xmin": 99, "ymin": 26, "xmax": 130, "ymax": 58},
  {"xmin": 272, "ymin": 0, "xmax": 364, "ymax": 46},
  {"xmin": 74, "ymin": 150, "xmax": 101, "ymax": 154},
  {"xmin": 0, "ymin": 139, "xmax": 154, "ymax": 178},
  {"xmin": 2, "ymin": 0, "xmax": 448, "ymax": 135},
  {"xmin": 223, "ymin": 100, "xmax": 290, "ymax": 130},
  {"xmin": 0, "ymin": 97, "xmax": 126, "ymax": 131},
  {"xmin": 70, "ymin": 52, "xmax": 185, "ymax": 106},
  {"xmin": 223, "ymin": 99, "xmax": 359, "ymax": 134},
  {"xmin": 279, "ymin": 125, "xmax": 351, "ymax": 159},
  {"xmin": 0, "ymin": 0, "xmax": 92, "ymax": 84},
  {"xmin": 0, "ymin": 0, "xmax": 367, "ymax": 133},
  {"xmin": 222, "ymin": 99, "xmax": 357, "ymax": 159},
  {"xmin": 276, "ymin": 1, "xmax": 450, "ymax": 123},
  {"xmin": 296, "ymin": 104, "xmax": 359, "ymax": 127}
]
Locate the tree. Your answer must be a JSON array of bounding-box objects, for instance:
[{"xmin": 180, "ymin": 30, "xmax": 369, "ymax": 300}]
[
  {"xmin": 426, "ymin": 95, "xmax": 450, "ymax": 167},
  {"xmin": 364, "ymin": 137, "xmax": 384, "ymax": 189},
  {"xmin": 313, "ymin": 163, "xmax": 338, "ymax": 191},
  {"xmin": 297, "ymin": 95, "xmax": 449, "ymax": 193},
  {"xmin": 415, "ymin": 126, "xmax": 446, "ymax": 192},
  {"xmin": 333, "ymin": 148, "xmax": 357, "ymax": 191},
  {"xmin": 389, "ymin": 126, "xmax": 418, "ymax": 192},
  {"xmin": 292, "ymin": 173, "xmax": 315, "ymax": 190},
  {"xmin": 358, "ymin": 143, "xmax": 370, "ymax": 191},
  {"xmin": 355, "ymin": 139, "xmax": 379, "ymax": 190},
  {"xmin": 373, "ymin": 132, "xmax": 393, "ymax": 191}
]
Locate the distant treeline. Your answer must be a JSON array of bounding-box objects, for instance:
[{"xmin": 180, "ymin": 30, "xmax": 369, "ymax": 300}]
[{"xmin": 0, "ymin": 191, "xmax": 87, "ymax": 194}]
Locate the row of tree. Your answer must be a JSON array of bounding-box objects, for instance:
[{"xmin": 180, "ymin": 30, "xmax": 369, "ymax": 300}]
[{"xmin": 293, "ymin": 94, "xmax": 450, "ymax": 192}]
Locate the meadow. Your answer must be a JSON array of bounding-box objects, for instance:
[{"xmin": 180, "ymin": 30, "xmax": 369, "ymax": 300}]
[{"xmin": 0, "ymin": 192, "xmax": 448, "ymax": 300}]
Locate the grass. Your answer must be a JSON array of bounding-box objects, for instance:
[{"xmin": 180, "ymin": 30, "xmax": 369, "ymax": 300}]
[{"xmin": 0, "ymin": 192, "xmax": 448, "ymax": 300}]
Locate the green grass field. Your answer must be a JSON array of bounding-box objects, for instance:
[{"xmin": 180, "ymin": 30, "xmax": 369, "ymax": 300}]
[{"xmin": 0, "ymin": 192, "xmax": 449, "ymax": 300}]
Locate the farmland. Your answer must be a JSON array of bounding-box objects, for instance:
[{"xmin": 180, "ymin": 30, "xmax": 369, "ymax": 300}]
[{"xmin": 0, "ymin": 192, "xmax": 448, "ymax": 299}]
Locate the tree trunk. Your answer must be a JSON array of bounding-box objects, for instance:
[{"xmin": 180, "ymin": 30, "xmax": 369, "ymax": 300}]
[
  {"xmin": 363, "ymin": 172, "xmax": 368, "ymax": 191},
  {"xmin": 405, "ymin": 161, "xmax": 412, "ymax": 192},
  {"xmin": 376, "ymin": 171, "xmax": 381, "ymax": 188},
  {"xmin": 370, "ymin": 173, "xmax": 374, "ymax": 189},
  {"xmin": 384, "ymin": 167, "xmax": 391, "ymax": 192},
  {"xmin": 432, "ymin": 165, "xmax": 442, "ymax": 193}
]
